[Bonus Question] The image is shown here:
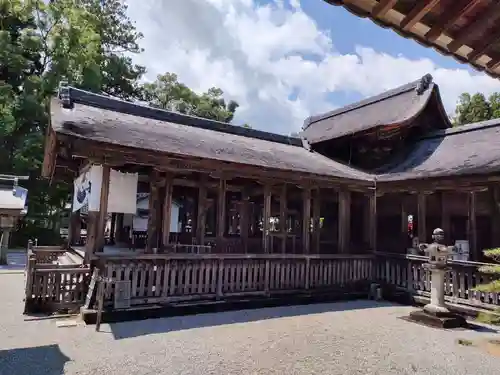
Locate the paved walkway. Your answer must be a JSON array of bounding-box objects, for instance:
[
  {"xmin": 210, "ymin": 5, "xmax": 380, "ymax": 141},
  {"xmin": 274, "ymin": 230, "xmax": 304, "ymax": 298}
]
[
  {"xmin": 1, "ymin": 273, "xmax": 500, "ymax": 375},
  {"xmin": 0, "ymin": 251, "xmax": 26, "ymax": 272}
]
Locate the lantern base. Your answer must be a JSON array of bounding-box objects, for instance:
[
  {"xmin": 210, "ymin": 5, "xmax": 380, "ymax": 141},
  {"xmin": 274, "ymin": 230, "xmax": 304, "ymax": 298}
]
[{"xmin": 408, "ymin": 309, "xmax": 467, "ymax": 329}]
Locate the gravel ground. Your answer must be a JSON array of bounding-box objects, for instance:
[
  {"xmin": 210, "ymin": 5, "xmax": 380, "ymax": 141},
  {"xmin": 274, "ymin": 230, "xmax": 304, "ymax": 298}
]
[{"xmin": 1, "ymin": 273, "xmax": 500, "ymax": 375}]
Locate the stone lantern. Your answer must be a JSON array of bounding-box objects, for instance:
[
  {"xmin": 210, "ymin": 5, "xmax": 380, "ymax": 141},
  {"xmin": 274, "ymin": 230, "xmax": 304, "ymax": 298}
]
[{"xmin": 408, "ymin": 228, "xmax": 467, "ymax": 328}]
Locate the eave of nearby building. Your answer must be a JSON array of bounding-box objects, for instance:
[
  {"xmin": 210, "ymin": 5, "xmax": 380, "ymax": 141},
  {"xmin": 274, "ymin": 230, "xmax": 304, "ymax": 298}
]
[
  {"xmin": 325, "ymin": 0, "xmax": 500, "ymax": 80},
  {"xmin": 377, "ymin": 118, "xmax": 500, "ymax": 182},
  {"xmin": 44, "ymin": 86, "xmax": 374, "ymax": 184},
  {"xmin": 301, "ymin": 74, "xmax": 450, "ymax": 144}
]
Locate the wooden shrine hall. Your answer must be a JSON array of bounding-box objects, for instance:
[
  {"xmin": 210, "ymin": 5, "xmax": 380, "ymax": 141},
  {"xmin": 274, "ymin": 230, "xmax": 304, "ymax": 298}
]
[{"xmin": 42, "ymin": 75, "xmax": 500, "ymax": 262}]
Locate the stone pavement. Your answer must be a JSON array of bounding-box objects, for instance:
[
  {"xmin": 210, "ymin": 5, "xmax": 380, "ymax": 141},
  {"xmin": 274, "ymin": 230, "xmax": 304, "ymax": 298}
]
[{"xmin": 1, "ymin": 273, "xmax": 500, "ymax": 375}]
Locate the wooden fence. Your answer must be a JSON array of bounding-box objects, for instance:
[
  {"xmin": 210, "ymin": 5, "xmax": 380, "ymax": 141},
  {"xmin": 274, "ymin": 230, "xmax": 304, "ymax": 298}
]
[
  {"xmin": 24, "ymin": 247, "xmax": 91, "ymax": 314},
  {"xmin": 90, "ymin": 254, "xmax": 373, "ymax": 308},
  {"xmin": 374, "ymin": 252, "xmax": 500, "ymax": 310}
]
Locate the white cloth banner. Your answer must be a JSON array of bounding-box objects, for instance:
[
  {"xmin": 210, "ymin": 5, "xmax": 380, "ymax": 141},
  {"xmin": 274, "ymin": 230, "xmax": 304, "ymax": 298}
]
[{"xmin": 74, "ymin": 165, "xmax": 138, "ymax": 214}]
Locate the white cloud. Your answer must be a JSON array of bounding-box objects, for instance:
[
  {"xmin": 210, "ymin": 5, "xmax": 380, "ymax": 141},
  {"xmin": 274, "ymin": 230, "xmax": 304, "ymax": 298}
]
[{"xmin": 126, "ymin": 0, "xmax": 500, "ymax": 134}]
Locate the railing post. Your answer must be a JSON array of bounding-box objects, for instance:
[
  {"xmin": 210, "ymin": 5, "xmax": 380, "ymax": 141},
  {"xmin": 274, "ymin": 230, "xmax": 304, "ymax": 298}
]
[
  {"xmin": 407, "ymin": 261, "xmax": 414, "ymax": 292},
  {"xmin": 216, "ymin": 258, "xmax": 224, "ymax": 299},
  {"xmin": 264, "ymin": 259, "xmax": 270, "ymax": 296},
  {"xmin": 305, "ymin": 257, "xmax": 310, "ymax": 290}
]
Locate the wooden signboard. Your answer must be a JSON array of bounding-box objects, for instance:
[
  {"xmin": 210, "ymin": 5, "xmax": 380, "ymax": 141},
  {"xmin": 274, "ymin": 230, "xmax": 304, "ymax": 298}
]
[{"xmin": 113, "ymin": 280, "xmax": 131, "ymax": 310}]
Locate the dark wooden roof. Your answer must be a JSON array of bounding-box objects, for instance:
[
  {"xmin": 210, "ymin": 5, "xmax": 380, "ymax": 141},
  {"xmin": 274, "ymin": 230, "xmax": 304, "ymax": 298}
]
[
  {"xmin": 326, "ymin": 0, "xmax": 500, "ymax": 80},
  {"xmin": 50, "ymin": 87, "xmax": 373, "ymax": 182},
  {"xmin": 378, "ymin": 119, "xmax": 500, "ymax": 181},
  {"xmin": 301, "ymin": 74, "xmax": 450, "ymax": 144}
]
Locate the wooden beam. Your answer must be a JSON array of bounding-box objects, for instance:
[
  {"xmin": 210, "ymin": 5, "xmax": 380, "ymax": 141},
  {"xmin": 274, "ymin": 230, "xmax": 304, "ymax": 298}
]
[
  {"xmin": 216, "ymin": 179, "xmax": 227, "ymax": 239},
  {"xmin": 161, "ymin": 173, "xmax": 174, "ymax": 247},
  {"xmin": 146, "ymin": 171, "xmax": 161, "ymax": 252},
  {"xmin": 425, "ymin": 0, "xmax": 481, "ymax": 42},
  {"xmin": 400, "ymin": 0, "xmax": 441, "ymax": 32},
  {"xmin": 338, "ymin": 190, "xmax": 351, "ymax": 253},
  {"xmin": 263, "ymin": 184, "xmax": 272, "ymax": 253},
  {"xmin": 371, "ymin": 0, "xmax": 398, "ymax": 18},
  {"xmin": 487, "ymin": 56, "xmax": 500, "ymax": 72},
  {"xmin": 280, "ymin": 184, "xmax": 287, "ymax": 254},
  {"xmin": 447, "ymin": 3, "xmax": 500, "ymax": 54},
  {"xmin": 312, "ymin": 188, "xmax": 321, "ymax": 254},
  {"xmin": 196, "ymin": 176, "xmax": 207, "ymax": 246},
  {"xmin": 302, "ymin": 188, "xmax": 312, "ymax": 254},
  {"xmin": 468, "ymin": 191, "xmax": 478, "ymax": 260},
  {"xmin": 96, "ymin": 165, "xmax": 111, "ymax": 252},
  {"xmin": 417, "ymin": 193, "xmax": 427, "ymax": 243},
  {"xmin": 467, "ymin": 26, "xmax": 500, "ymax": 62}
]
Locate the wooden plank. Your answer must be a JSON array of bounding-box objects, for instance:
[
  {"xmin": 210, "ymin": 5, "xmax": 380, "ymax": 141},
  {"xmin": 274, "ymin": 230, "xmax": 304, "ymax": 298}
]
[
  {"xmin": 426, "ymin": 0, "xmax": 481, "ymax": 42},
  {"xmin": 400, "ymin": 0, "xmax": 440, "ymax": 32},
  {"xmin": 162, "ymin": 173, "xmax": 174, "ymax": 246},
  {"xmin": 447, "ymin": 2, "xmax": 500, "ymax": 53},
  {"xmin": 96, "ymin": 165, "xmax": 111, "ymax": 252},
  {"xmin": 114, "ymin": 281, "xmax": 131, "ymax": 309},
  {"xmin": 371, "ymin": 0, "xmax": 398, "ymax": 18}
]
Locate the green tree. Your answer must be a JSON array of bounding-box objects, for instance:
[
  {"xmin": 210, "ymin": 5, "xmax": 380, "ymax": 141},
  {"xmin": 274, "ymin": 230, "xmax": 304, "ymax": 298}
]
[
  {"xmin": 454, "ymin": 93, "xmax": 492, "ymax": 126},
  {"xmin": 0, "ymin": 0, "xmax": 145, "ymax": 245},
  {"xmin": 475, "ymin": 248, "xmax": 500, "ymax": 325},
  {"xmin": 143, "ymin": 72, "xmax": 239, "ymax": 123}
]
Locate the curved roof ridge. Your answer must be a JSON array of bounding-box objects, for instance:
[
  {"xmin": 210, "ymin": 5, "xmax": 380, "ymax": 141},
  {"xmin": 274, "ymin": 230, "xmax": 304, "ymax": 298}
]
[{"xmin": 301, "ymin": 74, "xmax": 449, "ymax": 144}]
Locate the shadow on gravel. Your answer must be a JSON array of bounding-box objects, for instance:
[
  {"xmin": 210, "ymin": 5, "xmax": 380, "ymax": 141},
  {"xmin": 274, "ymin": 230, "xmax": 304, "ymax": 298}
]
[
  {"xmin": 109, "ymin": 300, "xmax": 396, "ymax": 340},
  {"xmin": 0, "ymin": 344, "xmax": 71, "ymax": 375}
]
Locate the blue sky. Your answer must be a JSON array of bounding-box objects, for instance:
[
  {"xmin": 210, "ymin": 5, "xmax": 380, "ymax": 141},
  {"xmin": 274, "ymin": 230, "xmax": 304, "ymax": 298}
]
[{"xmin": 128, "ymin": 0, "xmax": 500, "ymax": 134}]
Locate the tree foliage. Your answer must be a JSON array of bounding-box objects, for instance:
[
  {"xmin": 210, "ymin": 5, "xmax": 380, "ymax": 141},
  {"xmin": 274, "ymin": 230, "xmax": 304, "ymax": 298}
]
[
  {"xmin": 1, "ymin": 1, "xmax": 241, "ymax": 244},
  {"xmin": 453, "ymin": 92, "xmax": 500, "ymax": 126},
  {"xmin": 143, "ymin": 73, "xmax": 239, "ymax": 122}
]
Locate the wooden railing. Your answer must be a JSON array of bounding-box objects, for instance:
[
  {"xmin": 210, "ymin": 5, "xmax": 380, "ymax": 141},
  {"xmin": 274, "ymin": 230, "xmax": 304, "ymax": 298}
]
[
  {"xmin": 374, "ymin": 252, "xmax": 500, "ymax": 310},
  {"xmin": 91, "ymin": 254, "xmax": 373, "ymax": 309},
  {"xmin": 24, "ymin": 247, "xmax": 91, "ymax": 314}
]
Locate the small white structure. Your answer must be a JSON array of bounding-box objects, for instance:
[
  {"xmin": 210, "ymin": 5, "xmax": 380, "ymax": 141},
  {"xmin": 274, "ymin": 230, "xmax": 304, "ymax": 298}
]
[
  {"xmin": 122, "ymin": 194, "xmax": 181, "ymax": 233},
  {"xmin": 0, "ymin": 175, "xmax": 28, "ymax": 264}
]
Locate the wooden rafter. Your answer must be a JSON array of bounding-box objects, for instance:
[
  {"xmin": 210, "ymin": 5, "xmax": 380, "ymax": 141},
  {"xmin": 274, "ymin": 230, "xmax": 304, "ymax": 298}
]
[
  {"xmin": 425, "ymin": 0, "xmax": 481, "ymax": 42},
  {"xmin": 371, "ymin": 0, "xmax": 398, "ymax": 18},
  {"xmin": 400, "ymin": 0, "xmax": 441, "ymax": 32},
  {"xmin": 467, "ymin": 26, "xmax": 500, "ymax": 62},
  {"xmin": 487, "ymin": 56, "xmax": 500, "ymax": 72},
  {"xmin": 447, "ymin": 2, "xmax": 500, "ymax": 54}
]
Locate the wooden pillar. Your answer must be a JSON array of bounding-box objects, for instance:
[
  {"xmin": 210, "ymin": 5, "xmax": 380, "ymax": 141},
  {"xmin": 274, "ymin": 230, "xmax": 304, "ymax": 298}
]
[
  {"xmin": 302, "ymin": 188, "xmax": 311, "ymax": 254},
  {"xmin": 441, "ymin": 192, "xmax": 451, "ymax": 243},
  {"xmin": 216, "ymin": 179, "xmax": 227, "ymax": 240},
  {"xmin": 85, "ymin": 212, "xmax": 98, "ymax": 262},
  {"xmin": 280, "ymin": 184, "xmax": 287, "ymax": 253},
  {"xmin": 312, "ymin": 189, "xmax": 321, "ymax": 254},
  {"xmin": 109, "ymin": 213, "xmax": 116, "ymax": 245},
  {"xmin": 162, "ymin": 173, "xmax": 174, "ymax": 247},
  {"xmin": 417, "ymin": 193, "xmax": 426, "ymax": 243},
  {"xmin": 114, "ymin": 213, "xmax": 124, "ymax": 244},
  {"xmin": 338, "ymin": 190, "xmax": 351, "ymax": 253},
  {"xmin": 468, "ymin": 191, "xmax": 478, "ymax": 260},
  {"xmin": 368, "ymin": 193, "xmax": 377, "ymax": 252},
  {"xmin": 146, "ymin": 171, "xmax": 161, "ymax": 252},
  {"xmin": 263, "ymin": 184, "xmax": 271, "ymax": 253},
  {"xmin": 96, "ymin": 165, "xmax": 111, "ymax": 252},
  {"xmin": 68, "ymin": 210, "xmax": 81, "ymax": 246},
  {"xmin": 400, "ymin": 196, "xmax": 407, "ymax": 235},
  {"xmin": 196, "ymin": 177, "xmax": 207, "ymax": 245},
  {"xmin": 240, "ymin": 188, "xmax": 250, "ymax": 253}
]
